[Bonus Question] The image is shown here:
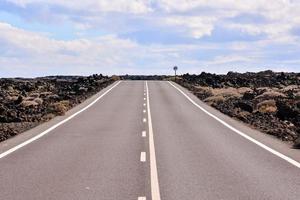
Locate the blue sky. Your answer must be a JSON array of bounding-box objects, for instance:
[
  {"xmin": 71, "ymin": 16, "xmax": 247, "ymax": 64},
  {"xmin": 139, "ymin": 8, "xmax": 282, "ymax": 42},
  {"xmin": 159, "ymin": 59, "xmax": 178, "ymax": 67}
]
[{"xmin": 0, "ymin": 0, "xmax": 300, "ymax": 77}]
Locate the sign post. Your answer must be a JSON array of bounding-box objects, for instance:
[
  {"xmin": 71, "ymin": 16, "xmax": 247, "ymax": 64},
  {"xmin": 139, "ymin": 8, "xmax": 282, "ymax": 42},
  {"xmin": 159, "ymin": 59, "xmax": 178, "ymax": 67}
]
[{"xmin": 173, "ymin": 66, "xmax": 178, "ymax": 82}]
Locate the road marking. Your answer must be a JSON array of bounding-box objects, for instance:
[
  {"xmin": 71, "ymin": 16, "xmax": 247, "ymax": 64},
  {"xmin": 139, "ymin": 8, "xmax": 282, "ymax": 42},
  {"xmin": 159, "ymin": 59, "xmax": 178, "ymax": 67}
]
[
  {"xmin": 0, "ymin": 81, "xmax": 122, "ymax": 159},
  {"xmin": 143, "ymin": 103, "xmax": 146, "ymax": 107},
  {"xmin": 143, "ymin": 118, "xmax": 147, "ymax": 123},
  {"xmin": 140, "ymin": 152, "xmax": 146, "ymax": 162},
  {"xmin": 146, "ymin": 81, "xmax": 161, "ymax": 200},
  {"xmin": 142, "ymin": 131, "xmax": 147, "ymax": 137},
  {"xmin": 138, "ymin": 197, "xmax": 146, "ymax": 200},
  {"xmin": 144, "ymin": 97, "xmax": 146, "ymax": 101},
  {"xmin": 144, "ymin": 93, "xmax": 146, "ymax": 96},
  {"xmin": 169, "ymin": 81, "xmax": 300, "ymax": 169},
  {"xmin": 143, "ymin": 109, "xmax": 146, "ymax": 113}
]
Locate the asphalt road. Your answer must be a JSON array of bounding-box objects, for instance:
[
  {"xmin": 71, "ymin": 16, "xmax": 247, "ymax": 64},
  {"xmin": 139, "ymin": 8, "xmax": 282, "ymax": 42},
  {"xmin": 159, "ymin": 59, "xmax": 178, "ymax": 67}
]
[{"xmin": 0, "ymin": 81, "xmax": 299, "ymax": 200}]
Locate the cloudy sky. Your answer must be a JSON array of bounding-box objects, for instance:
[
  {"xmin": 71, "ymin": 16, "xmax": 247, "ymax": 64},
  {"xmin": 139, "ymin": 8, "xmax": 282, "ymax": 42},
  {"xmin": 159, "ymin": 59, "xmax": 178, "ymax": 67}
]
[{"xmin": 0, "ymin": 0, "xmax": 300, "ymax": 77}]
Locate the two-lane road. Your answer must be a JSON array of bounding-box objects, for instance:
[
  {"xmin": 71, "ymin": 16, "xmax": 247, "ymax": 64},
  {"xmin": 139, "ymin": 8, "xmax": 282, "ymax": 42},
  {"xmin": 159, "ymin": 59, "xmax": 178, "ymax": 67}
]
[{"xmin": 0, "ymin": 81, "xmax": 299, "ymax": 200}]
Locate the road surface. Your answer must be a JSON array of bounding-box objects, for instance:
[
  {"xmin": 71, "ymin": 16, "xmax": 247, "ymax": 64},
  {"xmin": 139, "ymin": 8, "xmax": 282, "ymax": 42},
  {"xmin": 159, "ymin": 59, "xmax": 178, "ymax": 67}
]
[{"xmin": 0, "ymin": 81, "xmax": 299, "ymax": 200}]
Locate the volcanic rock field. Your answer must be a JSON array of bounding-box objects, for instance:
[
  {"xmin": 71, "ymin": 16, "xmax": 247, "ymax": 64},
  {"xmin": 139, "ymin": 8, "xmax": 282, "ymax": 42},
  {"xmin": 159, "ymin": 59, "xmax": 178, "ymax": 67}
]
[
  {"xmin": 1, "ymin": 71, "xmax": 300, "ymax": 148},
  {"xmin": 0, "ymin": 74, "xmax": 114, "ymax": 142},
  {"xmin": 177, "ymin": 70, "xmax": 300, "ymax": 147}
]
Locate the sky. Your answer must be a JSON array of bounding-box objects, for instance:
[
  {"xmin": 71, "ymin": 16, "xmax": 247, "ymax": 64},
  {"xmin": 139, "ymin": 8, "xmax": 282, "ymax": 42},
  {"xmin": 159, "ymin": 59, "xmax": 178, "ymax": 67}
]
[{"xmin": 0, "ymin": 0, "xmax": 300, "ymax": 77}]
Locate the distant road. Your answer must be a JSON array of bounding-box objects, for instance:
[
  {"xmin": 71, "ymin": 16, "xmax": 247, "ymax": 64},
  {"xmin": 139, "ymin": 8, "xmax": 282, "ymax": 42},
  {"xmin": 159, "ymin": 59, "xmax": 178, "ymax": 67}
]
[{"xmin": 0, "ymin": 81, "xmax": 299, "ymax": 200}]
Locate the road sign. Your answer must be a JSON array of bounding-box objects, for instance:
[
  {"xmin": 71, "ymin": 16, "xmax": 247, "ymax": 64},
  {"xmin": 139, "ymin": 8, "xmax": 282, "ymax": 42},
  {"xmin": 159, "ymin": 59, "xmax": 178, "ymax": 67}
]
[{"xmin": 173, "ymin": 66, "xmax": 178, "ymax": 82}]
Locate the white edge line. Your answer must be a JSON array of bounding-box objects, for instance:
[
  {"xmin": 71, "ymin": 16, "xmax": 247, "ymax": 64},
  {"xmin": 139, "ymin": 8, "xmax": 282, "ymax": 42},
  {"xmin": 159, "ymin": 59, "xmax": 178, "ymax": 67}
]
[
  {"xmin": 0, "ymin": 81, "xmax": 121, "ymax": 159},
  {"xmin": 146, "ymin": 81, "xmax": 161, "ymax": 200},
  {"xmin": 168, "ymin": 81, "xmax": 300, "ymax": 169}
]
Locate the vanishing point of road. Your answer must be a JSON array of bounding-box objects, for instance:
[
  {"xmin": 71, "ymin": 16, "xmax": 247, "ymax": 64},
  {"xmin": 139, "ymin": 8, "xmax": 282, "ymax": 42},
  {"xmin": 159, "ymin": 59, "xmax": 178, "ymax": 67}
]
[{"xmin": 0, "ymin": 81, "xmax": 299, "ymax": 200}]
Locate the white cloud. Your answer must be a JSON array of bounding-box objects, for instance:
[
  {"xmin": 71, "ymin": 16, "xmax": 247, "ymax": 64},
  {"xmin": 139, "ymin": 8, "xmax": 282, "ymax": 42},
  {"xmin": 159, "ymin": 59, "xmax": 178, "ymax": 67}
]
[
  {"xmin": 6, "ymin": 0, "xmax": 152, "ymax": 14},
  {"xmin": 157, "ymin": 0, "xmax": 291, "ymax": 13},
  {"xmin": 1, "ymin": 1, "xmax": 300, "ymax": 76},
  {"xmin": 156, "ymin": 0, "xmax": 300, "ymax": 41},
  {"xmin": 0, "ymin": 22, "xmax": 142, "ymax": 75},
  {"xmin": 1, "ymin": 20, "xmax": 299, "ymax": 77},
  {"xmin": 163, "ymin": 16, "xmax": 216, "ymax": 38},
  {"xmin": 0, "ymin": 22, "xmax": 210, "ymax": 76},
  {"xmin": 209, "ymin": 55, "xmax": 254, "ymax": 65},
  {"xmin": 6, "ymin": 0, "xmax": 300, "ymax": 41}
]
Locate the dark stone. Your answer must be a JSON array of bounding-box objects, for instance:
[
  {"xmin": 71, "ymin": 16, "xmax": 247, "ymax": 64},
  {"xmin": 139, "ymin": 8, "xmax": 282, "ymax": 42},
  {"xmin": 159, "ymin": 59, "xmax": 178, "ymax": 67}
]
[
  {"xmin": 243, "ymin": 92, "xmax": 255, "ymax": 100},
  {"xmin": 235, "ymin": 101, "xmax": 253, "ymax": 113},
  {"xmin": 293, "ymin": 137, "xmax": 300, "ymax": 149},
  {"xmin": 0, "ymin": 115, "xmax": 7, "ymax": 123},
  {"xmin": 276, "ymin": 101, "xmax": 298, "ymax": 120},
  {"xmin": 14, "ymin": 95, "xmax": 23, "ymax": 104}
]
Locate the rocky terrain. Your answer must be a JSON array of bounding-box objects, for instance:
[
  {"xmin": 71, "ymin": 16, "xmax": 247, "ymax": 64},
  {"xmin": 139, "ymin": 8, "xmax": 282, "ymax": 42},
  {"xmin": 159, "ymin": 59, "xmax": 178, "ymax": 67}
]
[
  {"xmin": 2, "ymin": 71, "xmax": 299, "ymax": 148},
  {"xmin": 177, "ymin": 70, "xmax": 300, "ymax": 148},
  {"xmin": 120, "ymin": 75, "xmax": 168, "ymax": 80},
  {"xmin": 0, "ymin": 74, "xmax": 115, "ymax": 142}
]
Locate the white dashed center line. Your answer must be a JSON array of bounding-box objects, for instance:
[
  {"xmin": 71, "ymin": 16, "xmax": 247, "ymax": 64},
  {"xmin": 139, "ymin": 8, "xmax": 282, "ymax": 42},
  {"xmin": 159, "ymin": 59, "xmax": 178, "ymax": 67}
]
[
  {"xmin": 143, "ymin": 118, "xmax": 147, "ymax": 123},
  {"xmin": 140, "ymin": 152, "xmax": 146, "ymax": 162},
  {"xmin": 142, "ymin": 131, "xmax": 147, "ymax": 137},
  {"xmin": 138, "ymin": 197, "xmax": 146, "ymax": 200},
  {"xmin": 143, "ymin": 109, "xmax": 146, "ymax": 113},
  {"xmin": 145, "ymin": 81, "xmax": 161, "ymax": 200}
]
